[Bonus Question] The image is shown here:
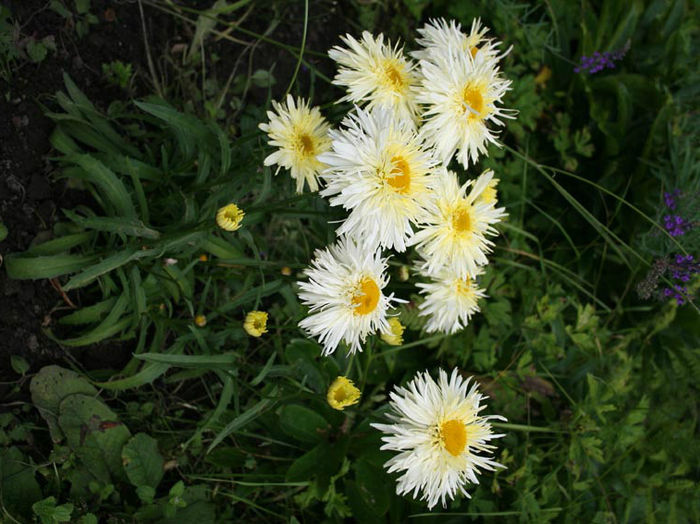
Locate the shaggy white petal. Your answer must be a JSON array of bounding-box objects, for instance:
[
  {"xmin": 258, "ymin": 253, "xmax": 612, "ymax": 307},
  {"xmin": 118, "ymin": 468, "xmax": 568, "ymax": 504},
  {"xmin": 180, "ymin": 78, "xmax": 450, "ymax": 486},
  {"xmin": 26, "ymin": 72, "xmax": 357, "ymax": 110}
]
[
  {"xmin": 417, "ymin": 266, "xmax": 486, "ymax": 334},
  {"xmin": 329, "ymin": 32, "xmax": 421, "ymax": 123},
  {"xmin": 258, "ymin": 95, "xmax": 331, "ymax": 193},
  {"xmin": 297, "ymin": 236, "xmax": 401, "ymax": 355},
  {"xmin": 372, "ymin": 368, "xmax": 506, "ymax": 509},
  {"xmin": 410, "ymin": 169, "xmax": 507, "ymax": 279},
  {"xmin": 416, "ymin": 48, "xmax": 515, "ymax": 168},
  {"xmin": 318, "ymin": 107, "xmax": 439, "ymax": 252},
  {"xmin": 412, "ymin": 18, "xmax": 507, "ymax": 65}
]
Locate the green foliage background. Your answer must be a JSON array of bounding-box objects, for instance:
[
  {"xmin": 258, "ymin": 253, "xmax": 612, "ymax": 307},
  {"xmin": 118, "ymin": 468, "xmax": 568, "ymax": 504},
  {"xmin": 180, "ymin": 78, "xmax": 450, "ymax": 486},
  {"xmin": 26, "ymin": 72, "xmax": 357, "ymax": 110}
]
[{"xmin": 1, "ymin": 0, "xmax": 698, "ymax": 522}]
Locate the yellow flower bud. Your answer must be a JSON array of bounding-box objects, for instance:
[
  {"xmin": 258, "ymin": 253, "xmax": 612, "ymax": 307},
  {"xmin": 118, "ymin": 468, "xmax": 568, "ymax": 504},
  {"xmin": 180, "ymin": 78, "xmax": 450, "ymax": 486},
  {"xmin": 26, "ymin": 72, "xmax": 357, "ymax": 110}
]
[
  {"xmin": 194, "ymin": 314, "xmax": 207, "ymax": 327},
  {"xmin": 381, "ymin": 317, "xmax": 405, "ymax": 346},
  {"xmin": 327, "ymin": 376, "xmax": 361, "ymax": 410},
  {"xmin": 216, "ymin": 203, "xmax": 244, "ymax": 231},
  {"xmin": 243, "ymin": 310, "xmax": 268, "ymax": 337}
]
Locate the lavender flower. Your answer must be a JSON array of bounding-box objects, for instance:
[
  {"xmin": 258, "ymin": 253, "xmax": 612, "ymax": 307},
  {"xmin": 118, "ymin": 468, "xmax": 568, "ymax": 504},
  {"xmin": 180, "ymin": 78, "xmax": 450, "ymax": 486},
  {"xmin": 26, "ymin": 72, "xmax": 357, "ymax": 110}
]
[
  {"xmin": 664, "ymin": 214, "xmax": 691, "ymax": 237},
  {"xmin": 574, "ymin": 45, "xmax": 628, "ymax": 75},
  {"xmin": 637, "ymin": 254, "xmax": 698, "ymax": 305},
  {"xmin": 664, "ymin": 189, "xmax": 680, "ymax": 210}
]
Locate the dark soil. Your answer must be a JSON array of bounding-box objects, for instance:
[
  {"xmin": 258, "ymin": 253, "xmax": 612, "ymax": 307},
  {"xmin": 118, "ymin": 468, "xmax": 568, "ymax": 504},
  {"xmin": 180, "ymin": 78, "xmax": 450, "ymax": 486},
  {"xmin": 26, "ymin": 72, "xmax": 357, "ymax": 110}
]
[
  {"xmin": 0, "ymin": 0, "xmax": 176, "ymax": 388},
  {"xmin": 0, "ymin": 0, "xmax": 358, "ymax": 392}
]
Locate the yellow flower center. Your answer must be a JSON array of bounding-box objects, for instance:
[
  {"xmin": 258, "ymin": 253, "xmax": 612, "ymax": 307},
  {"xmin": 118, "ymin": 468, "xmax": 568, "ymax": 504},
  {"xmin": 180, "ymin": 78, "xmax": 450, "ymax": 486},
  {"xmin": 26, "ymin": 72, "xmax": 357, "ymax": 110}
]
[
  {"xmin": 296, "ymin": 133, "xmax": 315, "ymax": 156},
  {"xmin": 456, "ymin": 277, "xmax": 472, "ymax": 296},
  {"xmin": 387, "ymin": 155, "xmax": 411, "ymax": 193},
  {"xmin": 452, "ymin": 206, "xmax": 472, "ymax": 233},
  {"xmin": 470, "ymin": 46, "xmax": 479, "ymax": 58},
  {"xmin": 462, "ymin": 84, "xmax": 485, "ymax": 119},
  {"xmin": 441, "ymin": 419, "xmax": 467, "ymax": 456},
  {"xmin": 382, "ymin": 61, "xmax": 406, "ymax": 91},
  {"xmin": 334, "ymin": 388, "xmax": 348, "ymax": 403},
  {"xmin": 351, "ymin": 277, "xmax": 380, "ymax": 315}
]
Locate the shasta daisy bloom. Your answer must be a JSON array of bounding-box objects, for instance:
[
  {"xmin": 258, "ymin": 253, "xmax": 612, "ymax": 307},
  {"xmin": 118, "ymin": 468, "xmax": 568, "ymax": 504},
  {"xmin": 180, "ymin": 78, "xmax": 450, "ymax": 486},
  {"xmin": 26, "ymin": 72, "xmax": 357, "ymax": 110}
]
[
  {"xmin": 417, "ymin": 48, "xmax": 514, "ymax": 168},
  {"xmin": 410, "ymin": 169, "xmax": 506, "ymax": 279},
  {"xmin": 417, "ymin": 267, "xmax": 486, "ymax": 334},
  {"xmin": 297, "ymin": 236, "xmax": 400, "ymax": 355},
  {"xmin": 318, "ymin": 107, "xmax": 438, "ymax": 252},
  {"xmin": 327, "ymin": 376, "xmax": 361, "ymax": 410},
  {"xmin": 258, "ymin": 95, "xmax": 331, "ymax": 193},
  {"xmin": 216, "ymin": 203, "xmax": 245, "ymax": 231},
  {"xmin": 329, "ymin": 32, "xmax": 420, "ymax": 123},
  {"xmin": 412, "ymin": 18, "xmax": 505, "ymax": 65},
  {"xmin": 372, "ymin": 368, "xmax": 506, "ymax": 509}
]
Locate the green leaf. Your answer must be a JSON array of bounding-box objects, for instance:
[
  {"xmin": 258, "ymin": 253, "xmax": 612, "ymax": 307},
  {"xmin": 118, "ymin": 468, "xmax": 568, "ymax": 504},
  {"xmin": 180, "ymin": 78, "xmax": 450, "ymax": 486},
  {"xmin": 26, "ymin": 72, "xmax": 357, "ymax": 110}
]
[
  {"xmin": 10, "ymin": 355, "xmax": 29, "ymax": 375},
  {"xmin": 0, "ymin": 447, "xmax": 42, "ymax": 517},
  {"xmin": 51, "ymin": 292, "xmax": 131, "ymax": 346},
  {"xmin": 75, "ymin": 0, "xmax": 90, "ymax": 15},
  {"xmin": 62, "ymin": 248, "xmax": 157, "ymax": 291},
  {"xmin": 58, "ymin": 394, "xmax": 131, "ymax": 482},
  {"xmin": 58, "ymin": 297, "xmax": 117, "ymax": 325},
  {"xmin": 122, "ymin": 433, "xmax": 164, "ymax": 489},
  {"xmin": 353, "ymin": 460, "xmax": 390, "ymax": 515},
  {"xmin": 285, "ymin": 443, "xmax": 327, "ymax": 482},
  {"xmin": 69, "ymin": 154, "xmax": 136, "ymax": 218},
  {"xmin": 135, "ymin": 352, "xmax": 238, "ymax": 369},
  {"xmin": 4, "ymin": 253, "xmax": 97, "ymax": 280},
  {"xmin": 26, "ymin": 38, "xmax": 48, "ymax": 62},
  {"xmin": 32, "ymin": 496, "xmax": 73, "ymax": 523},
  {"xmin": 63, "ymin": 210, "xmax": 160, "ymax": 239},
  {"xmin": 25, "ymin": 232, "xmax": 93, "ymax": 256},
  {"xmin": 207, "ymin": 388, "xmax": 278, "ymax": 452},
  {"xmin": 30, "ymin": 365, "xmax": 98, "ymax": 442},
  {"xmin": 279, "ymin": 404, "xmax": 331, "ymax": 444}
]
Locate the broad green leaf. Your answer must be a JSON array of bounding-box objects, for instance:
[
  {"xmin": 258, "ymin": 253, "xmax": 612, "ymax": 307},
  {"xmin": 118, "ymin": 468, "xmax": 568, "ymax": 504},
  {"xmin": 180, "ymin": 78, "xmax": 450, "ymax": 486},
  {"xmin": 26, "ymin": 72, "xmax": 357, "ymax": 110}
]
[
  {"xmin": 58, "ymin": 394, "xmax": 131, "ymax": 482},
  {"xmin": 30, "ymin": 365, "xmax": 98, "ymax": 442},
  {"xmin": 0, "ymin": 447, "xmax": 42, "ymax": 517},
  {"xmin": 279, "ymin": 404, "xmax": 330, "ymax": 444},
  {"xmin": 122, "ymin": 433, "xmax": 164, "ymax": 489}
]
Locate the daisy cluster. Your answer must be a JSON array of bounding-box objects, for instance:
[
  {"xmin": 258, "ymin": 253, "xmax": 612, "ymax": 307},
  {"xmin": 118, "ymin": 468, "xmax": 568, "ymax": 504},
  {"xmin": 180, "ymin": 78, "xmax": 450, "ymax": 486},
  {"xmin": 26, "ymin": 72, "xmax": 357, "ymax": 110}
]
[
  {"xmin": 259, "ymin": 18, "xmax": 514, "ymax": 356},
  {"xmin": 258, "ymin": 18, "xmax": 513, "ymax": 509}
]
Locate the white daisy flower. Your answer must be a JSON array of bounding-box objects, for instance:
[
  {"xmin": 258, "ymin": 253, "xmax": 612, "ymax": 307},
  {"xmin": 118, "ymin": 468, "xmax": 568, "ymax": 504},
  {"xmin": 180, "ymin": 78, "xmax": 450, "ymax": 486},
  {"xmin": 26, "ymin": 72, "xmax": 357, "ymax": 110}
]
[
  {"xmin": 258, "ymin": 95, "xmax": 331, "ymax": 193},
  {"xmin": 318, "ymin": 107, "xmax": 438, "ymax": 252},
  {"xmin": 328, "ymin": 32, "xmax": 420, "ymax": 123},
  {"xmin": 417, "ymin": 266, "xmax": 486, "ymax": 334},
  {"xmin": 412, "ymin": 18, "xmax": 506, "ymax": 65},
  {"xmin": 297, "ymin": 236, "xmax": 400, "ymax": 355},
  {"xmin": 372, "ymin": 368, "xmax": 506, "ymax": 509},
  {"xmin": 409, "ymin": 169, "xmax": 506, "ymax": 280},
  {"xmin": 416, "ymin": 48, "xmax": 514, "ymax": 168}
]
